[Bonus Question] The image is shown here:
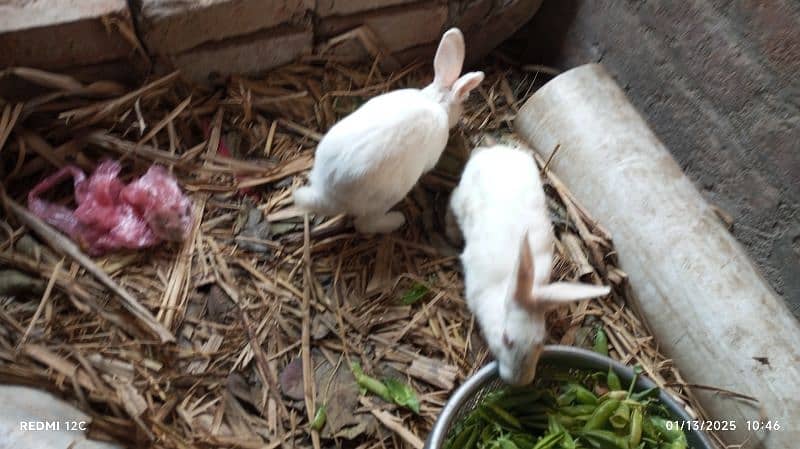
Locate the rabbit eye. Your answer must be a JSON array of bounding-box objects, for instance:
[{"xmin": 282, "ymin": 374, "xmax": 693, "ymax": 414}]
[{"xmin": 502, "ymin": 332, "xmax": 514, "ymax": 349}]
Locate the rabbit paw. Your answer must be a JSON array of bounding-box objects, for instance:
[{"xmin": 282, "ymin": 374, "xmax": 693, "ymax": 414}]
[{"xmin": 355, "ymin": 212, "xmax": 405, "ymax": 234}]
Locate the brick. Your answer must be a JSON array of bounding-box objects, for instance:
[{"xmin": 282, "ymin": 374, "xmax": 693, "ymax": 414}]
[
  {"xmin": 172, "ymin": 26, "xmax": 312, "ymax": 84},
  {"xmin": 316, "ymin": 0, "xmax": 419, "ymax": 17},
  {"xmin": 0, "ymin": 59, "xmax": 137, "ymax": 101},
  {"xmin": 322, "ymin": 0, "xmax": 541, "ymax": 72},
  {"xmin": 64, "ymin": 59, "xmax": 142, "ymax": 85},
  {"xmin": 393, "ymin": 43, "xmax": 437, "ymax": 66},
  {"xmin": 316, "ymin": 37, "xmax": 371, "ymax": 65},
  {"xmin": 136, "ymin": 0, "xmax": 312, "ymax": 55},
  {"xmin": 457, "ymin": 0, "xmax": 543, "ymax": 66},
  {"xmin": 319, "ymin": 3, "xmax": 448, "ymax": 53},
  {"xmin": 447, "ymin": 0, "xmax": 493, "ymax": 32},
  {"xmin": 0, "ymin": 0, "xmax": 135, "ymax": 70}
]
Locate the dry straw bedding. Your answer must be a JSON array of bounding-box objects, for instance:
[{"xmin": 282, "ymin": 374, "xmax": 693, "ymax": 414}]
[{"xmin": 0, "ymin": 56, "xmax": 725, "ymax": 449}]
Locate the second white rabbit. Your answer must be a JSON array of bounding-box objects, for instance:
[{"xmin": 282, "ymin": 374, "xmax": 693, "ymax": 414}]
[{"xmin": 447, "ymin": 144, "xmax": 611, "ymax": 385}]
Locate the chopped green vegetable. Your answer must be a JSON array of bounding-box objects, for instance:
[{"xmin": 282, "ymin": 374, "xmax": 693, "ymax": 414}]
[
  {"xmin": 464, "ymin": 424, "xmax": 482, "ymax": 449},
  {"xmin": 486, "ymin": 403, "xmax": 523, "ymax": 429},
  {"xmin": 532, "ymin": 432, "xmax": 564, "ymax": 449},
  {"xmin": 451, "ymin": 423, "xmax": 481, "ymax": 449},
  {"xmin": 583, "ymin": 399, "xmax": 621, "ymax": 431},
  {"xmin": 631, "ymin": 387, "xmax": 660, "ymax": 402},
  {"xmin": 594, "ymin": 328, "xmax": 609, "ymax": 356},
  {"xmin": 607, "ymin": 368, "xmax": 623, "ymax": 391},
  {"xmin": 560, "ymin": 431, "xmax": 576, "ymax": 449},
  {"xmin": 557, "ymin": 385, "xmax": 578, "ymax": 407},
  {"xmin": 581, "ymin": 429, "xmax": 631, "ymax": 449},
  {"xmin": 442, "ymin": 366, "xmax": 694, "ymax": 449},
  {"xmin": 573, "ymin": 385, "xmax": 598, "ymax": 405},
  {"xmin": 630, "ymin": 407, "xmax": 643, "ymax": 447},
  {"xmin": 350, "ymin": 363, "xmax": 421, "ymax": 413},
  {"xmin": 610, "ymin": 403, "xmax": 631, "ymax": 429},
  {"xmin": 350, "ymin": 362, "xmax": 390, "ymax": 402},
  {"xmin": 627, "ymin": 366, "xmax": 643, "ymax": 398},
  {"xmin": 384, "ymin": 378, "xmax": 421, "ymax": 414},
  {"xmin": 310, "ymin": 404, "xmax": 327, "ymax": 431},
  {"xmin": 560, "ymin": 405, "xmax": 597, "ymax": 417},
  {"xmin": 602, "ymin": 390, "xmax": 628, "ymax": 401},
  {"xmin": 650, "ymin": 417, "xmax": 686, "ymax": 442}
]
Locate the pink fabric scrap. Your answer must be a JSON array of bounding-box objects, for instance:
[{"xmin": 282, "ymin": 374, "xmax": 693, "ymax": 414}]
[{"xmin": 27, "ymin": 160, "xmax": 194, "ymax": 255}]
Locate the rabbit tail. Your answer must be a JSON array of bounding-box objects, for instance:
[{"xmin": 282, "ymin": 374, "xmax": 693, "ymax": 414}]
[{"xmin": 294, "ymin": 186, "xmax": 335, "ymax": 216}]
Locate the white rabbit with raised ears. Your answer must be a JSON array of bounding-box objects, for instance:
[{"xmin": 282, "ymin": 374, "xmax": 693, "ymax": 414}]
[
  {"xmin": 293, "ymin": 28, "xmax": 484, "ymax": 234},
  {"xmin": 446, "ymin": 144, "xmax": 611, "ymax": 385}
]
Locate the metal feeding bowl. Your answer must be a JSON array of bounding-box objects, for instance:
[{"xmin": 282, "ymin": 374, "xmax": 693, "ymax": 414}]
[{"xmin": 424, "ymin": 345, "xmax": 715, "ymax": 449}]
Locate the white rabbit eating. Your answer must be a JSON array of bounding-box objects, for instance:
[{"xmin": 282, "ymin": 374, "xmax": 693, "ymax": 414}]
[
  {"xmin": 446, "ymin": 144, "xmax": 611, "ymax": 386},
  {"xmin": 293, "ymin": 28, "xmax": 484, "ymax": 234}
]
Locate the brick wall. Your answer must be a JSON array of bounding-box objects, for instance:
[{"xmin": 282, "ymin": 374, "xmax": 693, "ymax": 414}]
[
  {"xmin": 1, "ymin": 0, "xmax": 543, "ymax": 85},
  {"xmin": 0, "ymin": 0, "xmax": 143, "ymax": 83},
  {"xmin": 508, "ymin": 0, "xmax": 800, "ymax": 316}
]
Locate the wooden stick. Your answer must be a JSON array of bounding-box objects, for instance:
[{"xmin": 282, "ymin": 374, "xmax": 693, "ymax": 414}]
[
  {"xmin": 2, "ymin": 194, "xmax": 175, "ymax": 343},
  {"xmin": 16, "ymin": 258, "xmax": 63, "ymax": 352},
  {"xmin": 137, "ymin": 96, "xmax": 192, "ymax": 146},
  {"xmin": 302, "ymin": 213, "xmax": 321, "ymax": 449},
  {"xmin": 359, "ymin": 397, "xmax": 424, "ymax": 449}
]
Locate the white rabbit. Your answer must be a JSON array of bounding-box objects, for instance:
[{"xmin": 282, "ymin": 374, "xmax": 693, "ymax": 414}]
[
  {"xmin": 293, "ymin": 28, "xmax": 484, "ymax": 234},
  {"xmin": 446, "ymin": 144, "xmax": 611, "ymax": 385}
]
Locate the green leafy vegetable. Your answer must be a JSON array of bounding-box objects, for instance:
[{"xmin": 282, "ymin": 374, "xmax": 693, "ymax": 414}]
[
  {"xmin": 442, "ymin": 366, "xmax": 695, "ymax": 449},
  {"xmin": 627, "ymin": 365, "xmax": 643, "ymax": 398},
  {"xmin": 631, "ymin": 387, "xmax": 660, "ymax": 402},
  {"xmin": 532, "ymin": 432, "xmax": 564, "ymax": 449},
  {"xmin": 629, "ymin": 407, "xmax": 643, "ymax": 446},
  {"xmin": 607, "ymin": 368, "xmax": 623, "ymax": 391},
  {"xmin": 594, "ymin": 328, "xmax": 609, "ymax": 356},
  {"xmin": 350, "ymin": 362, "xmax": 390, "ymax": 402},
  {"xmin": 583, "ymin": 399, "xmax": 621, "ymax": 431},
  {"xmin": 350, "ymin": 363, "xmax": 421, "ymax": 413},
  {"xmin": 581, "ymin": 429, "xmax": 631, "ymax": 449},
  {"xmin": 610, "ymin": 402, "xmax": 631, "ymax": 429},
  {"xmin": 310, "ymin": 404, "xmax": 327, "ymax": 431},
  {"xmin": 573, "ymin": 385, "xmax": 598, "ymax": 405},
  {"xmin": 385, "ymin": 378, "xmax": 421, "ymax": 414}
]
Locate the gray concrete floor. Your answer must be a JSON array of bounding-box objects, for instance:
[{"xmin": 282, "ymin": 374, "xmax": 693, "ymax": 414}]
[{"xmin": 504, "ymin": 0, "xmax": 800, "ymax": 318}]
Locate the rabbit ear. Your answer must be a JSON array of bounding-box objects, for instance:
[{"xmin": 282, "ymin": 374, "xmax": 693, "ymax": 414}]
[
  {"xmin": 452, "ymin": 71, "xmax": 484, "ymax": 102},
  {"xmin": 532, "ymin": 282, "xmax": 610, "ymax": 311},
  {"xmin": 512, "ymin": 230, "xmax": 536, "ymax": 306},
  {"xmin": 433, "ymin": 28, "xmax": 465, "ymax": 88}
]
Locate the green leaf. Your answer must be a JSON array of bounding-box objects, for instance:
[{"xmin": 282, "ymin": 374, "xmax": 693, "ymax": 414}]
[
  {"xmin": 498, "ymin": 435, "xmax": 521, "ymax": 449},
  {"xmin": 350, "ymin": 363, "xmax": 390, "ymax": 402},
  {"xmin": 384, "ymin": 378, "xmax": 421, "ymax": 414},
  {"xmin": 532, "ymin": 432, "xmax": 565, "ymax": 449},
  {"xmin": 310, "ymin": 404, "xmax": 327, "ymax": 431},
  {"xmin": 630, "ymin": 387, "xmax": 659, "ymax": 402},
  {"xmin": 580, "ymin": 429, "xmax": 630, "ymax": 449},
  {"xmin": 593, "ymin": 328, "xmax": 609, "ymax": 356},
  {"xmin": 607, "ymin": 368, "xmax": 622, "ymax": 391},
  {"xmin": 400, "ymin": 283, "xmax": 428, "ymax": 305},
  {"xmin": 627, "ymin": 366, "xmax": 644, "ymax": 398}
]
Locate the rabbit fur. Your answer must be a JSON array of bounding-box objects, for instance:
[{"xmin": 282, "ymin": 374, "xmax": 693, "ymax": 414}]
[
  {"xmin": 293, "ymin": 28, "xmax": 484, "ymax": 234},
  {"xmin": 446, "ymin": 144, "xmax": 611, "ymax": 385}
]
